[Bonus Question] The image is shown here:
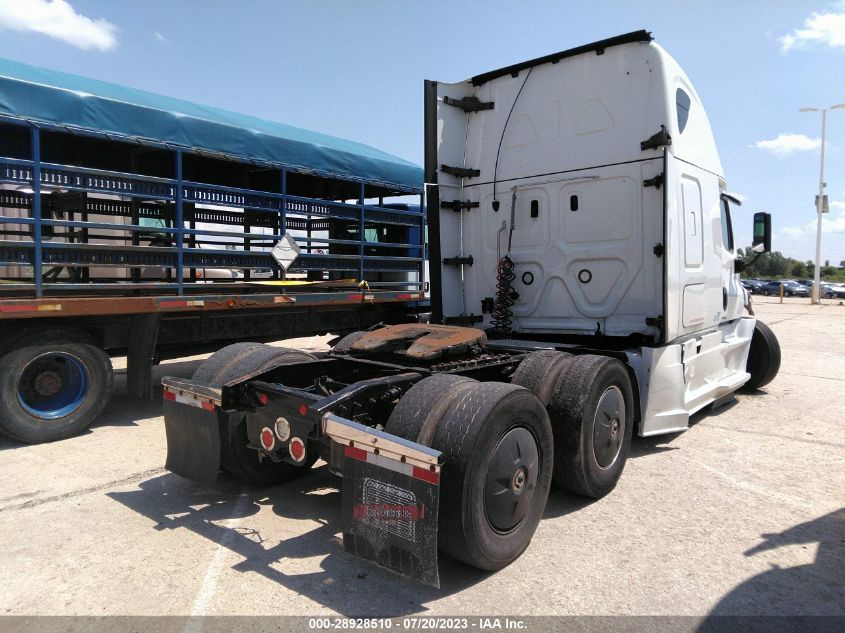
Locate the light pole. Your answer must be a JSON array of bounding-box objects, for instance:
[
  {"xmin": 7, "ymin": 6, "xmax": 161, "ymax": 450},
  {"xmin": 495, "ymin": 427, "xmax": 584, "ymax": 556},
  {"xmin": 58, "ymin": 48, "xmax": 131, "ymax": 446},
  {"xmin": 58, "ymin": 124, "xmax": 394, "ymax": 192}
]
[{"xmin": 800, "ymin": 104, "xmax": 845, "ymax": 304}]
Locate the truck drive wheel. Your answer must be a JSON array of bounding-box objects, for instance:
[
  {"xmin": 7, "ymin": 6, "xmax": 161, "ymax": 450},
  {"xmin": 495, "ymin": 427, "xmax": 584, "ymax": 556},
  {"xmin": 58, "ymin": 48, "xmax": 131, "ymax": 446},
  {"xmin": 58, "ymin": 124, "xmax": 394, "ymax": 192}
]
[
  {"xmin": 192, "ymin": 342, "xmax": 315, "ymax": 386},
  {"xmin": 0, "ymin": 330, "xmax": 113, "ymax": 444},
  {"xmin": 432, "ymin": 382, "xmax": 553, "ymax": 571},
  {"xmin": 330, "ymin": 331, "xmax": 368, "ymax": 354},
  {"xmin": 192, "ymin": 342, "xmax": 317, "ymax": 485},
  {"xmin": 742, "ymin": 320, "xmax": 781, "ymax": 391},
  {"xmin": 384, "ymin": 373, "xmax": 478, "ymax": 445},
  {"xmin": 511, "ymin": 349, "xmax": 574, "ymax": 405},
  {"xmin": 547, "ymin": 355, "xmax": 634, "ymax": 499}
]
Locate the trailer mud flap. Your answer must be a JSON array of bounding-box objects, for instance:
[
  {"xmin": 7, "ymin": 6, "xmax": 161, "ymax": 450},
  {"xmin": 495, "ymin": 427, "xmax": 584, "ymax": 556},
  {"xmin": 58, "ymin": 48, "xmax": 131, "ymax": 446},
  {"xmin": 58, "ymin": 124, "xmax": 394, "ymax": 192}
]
[
  {"xmin": 163, "ymin": 399, "xmax": 222, "ymax": 486},
  {"xmin": 341, "ymin": 445, "xmax": 440, "ymax": 587}
]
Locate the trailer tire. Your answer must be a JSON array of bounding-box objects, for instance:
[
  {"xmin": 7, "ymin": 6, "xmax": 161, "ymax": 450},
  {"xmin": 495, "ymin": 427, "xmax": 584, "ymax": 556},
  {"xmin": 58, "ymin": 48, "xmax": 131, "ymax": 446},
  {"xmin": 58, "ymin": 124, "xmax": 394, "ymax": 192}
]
[
  {"xmin": 192, "ymin": 342, "xmax": 315, "ymax": 386},
  {"xmin": 433, "ymin": 382, "xmax": 553, "ymax": 571},
  {"xmin": 548, "ymin": 355, "xmax": 634, "ymax": 499},
  {"xmin": 192, "ymin": 343, "xmax": 317, "ymax": 485},
  {"xmin": 385, "ymin": 374, "xmax": 477, "ymax": 445},
  {"xmin": 511, "ymin": 350, "xmax": 575, "ymax": 405},
  {"xmin": 742, "ymin": 320, "xmax": 781, "ymax": 391},
  {"xmin": 0, "ymin": 330, "xmax": 113, "ymax": 444}
]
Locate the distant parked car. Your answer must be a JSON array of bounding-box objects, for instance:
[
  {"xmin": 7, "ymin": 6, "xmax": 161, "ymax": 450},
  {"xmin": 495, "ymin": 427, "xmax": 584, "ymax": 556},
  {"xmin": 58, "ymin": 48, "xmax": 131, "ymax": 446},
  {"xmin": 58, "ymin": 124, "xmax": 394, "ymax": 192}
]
[
  {"xmin": 740, "ymin": 278, "xmax": 763, "ymax": 294},
  {"xmin": 822, "ymin": 283, "xmax": 845, "ymax": 299},
  {"xmin": 760, "ymin": 280, "xmax": 810, "ymax": 297}
]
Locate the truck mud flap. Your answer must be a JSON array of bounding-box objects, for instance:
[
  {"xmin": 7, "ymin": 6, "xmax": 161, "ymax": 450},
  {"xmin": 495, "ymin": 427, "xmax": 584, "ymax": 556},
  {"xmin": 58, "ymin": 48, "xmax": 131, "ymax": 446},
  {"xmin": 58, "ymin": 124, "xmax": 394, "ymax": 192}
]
[
  {"xmin": 163, "ymin": 398, "xmax": 222, "ymax": 486},
  {"xmin": 340, "ymin": 444, "xmax": 441, "ymax": 587}
]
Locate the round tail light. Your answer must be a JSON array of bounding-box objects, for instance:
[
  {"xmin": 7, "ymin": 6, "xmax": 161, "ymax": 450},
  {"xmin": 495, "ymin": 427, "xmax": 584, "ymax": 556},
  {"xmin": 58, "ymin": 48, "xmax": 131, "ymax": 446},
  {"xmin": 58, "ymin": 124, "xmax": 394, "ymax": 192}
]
[
  {"xmin": 289, "ymin": 437, "xmax": 306, "ymax": 463},
  {"xmin": 259, "ymin": 427, "xmax": 275, "ymax": 451}
]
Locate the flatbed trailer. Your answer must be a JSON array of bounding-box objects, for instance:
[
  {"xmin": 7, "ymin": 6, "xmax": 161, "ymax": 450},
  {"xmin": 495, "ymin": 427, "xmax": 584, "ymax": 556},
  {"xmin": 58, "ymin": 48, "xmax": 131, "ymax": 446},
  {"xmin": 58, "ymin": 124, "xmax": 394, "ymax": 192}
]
[{"xmin": 0, "ymin": 57, "xmax": 425, "ymax": 443}]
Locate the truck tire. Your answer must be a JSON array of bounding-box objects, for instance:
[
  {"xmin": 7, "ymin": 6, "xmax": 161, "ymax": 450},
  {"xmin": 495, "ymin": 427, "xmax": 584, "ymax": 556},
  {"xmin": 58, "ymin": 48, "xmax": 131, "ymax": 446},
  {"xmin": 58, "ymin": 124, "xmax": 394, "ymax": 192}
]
[
  {"xmin": 432, "ymin": 382, "xmax": 553, "ymax": 571},
  {"xmin": 384, "ymin": 373, "xmax": 477, "ymax": 445},
  {"xmin": 742, "ymin": 320, "xmax": 781, "ymax": 391},
  {"xmin": 221, "ymin": 413, "xmax": 319, "ymax": 486},
  {"xmin": 511, "ymin": 350, "xmax": 574, "ymax": 405},
  {"xmin": 547, "ymin": 355, "xmax": 634, "ymax": 499},
  {"xmin": 192, "ymin": 342, "xmax": 315, "ymax": 386},
  {"xmin": 0, "ymin": 330, "xmax": 113, "ymax": 444},
  {"xmin": 192, "ymin": 342, "xmax": 317, "ymax": 485},
  {"xmin": 330, "ymin": 331, "xmax": 368, "ymax": 354}
]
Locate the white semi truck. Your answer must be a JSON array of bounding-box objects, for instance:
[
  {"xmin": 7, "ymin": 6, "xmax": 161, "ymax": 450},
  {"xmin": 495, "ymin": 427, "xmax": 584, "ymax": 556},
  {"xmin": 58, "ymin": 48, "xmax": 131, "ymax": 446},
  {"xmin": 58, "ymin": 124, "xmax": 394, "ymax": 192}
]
[{"xmin": 163, "ymin": 31, "xmax": 781, "ymax": 586}]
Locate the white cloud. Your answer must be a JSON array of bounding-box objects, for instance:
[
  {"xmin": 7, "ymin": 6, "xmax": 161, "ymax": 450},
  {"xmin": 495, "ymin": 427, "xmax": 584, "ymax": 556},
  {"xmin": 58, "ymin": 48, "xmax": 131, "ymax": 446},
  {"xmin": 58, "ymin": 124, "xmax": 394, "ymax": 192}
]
[
  {"xmin": 154, "ymin": 31, "xmax": 166, "ymax": 42},
  {"xmin": 777, "ymin": 200, "xmax": 845, "ymax": 261},
  {"xmin": 780, "ymin": 200, "xmax": 845, "ymax": 237},
  {"xmin": 780, "ymin": 5, "xmax": 845, "ymax": 52},
  {"xmin": 0, "ymin": 0, "xmax": 117, "ymax": 51},
  {"xmin": 752, "ymin": 133, "xmax": 821, "ymax": 156}
]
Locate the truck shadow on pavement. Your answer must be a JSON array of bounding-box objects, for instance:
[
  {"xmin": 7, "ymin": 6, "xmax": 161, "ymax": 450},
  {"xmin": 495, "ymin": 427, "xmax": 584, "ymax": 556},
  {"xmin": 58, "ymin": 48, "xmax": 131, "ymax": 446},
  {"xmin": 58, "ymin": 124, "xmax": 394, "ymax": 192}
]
[
  {"xmin": 107, "ymin": 466, "xmax": 492, "ymax": 616},
  {"xmin": 697, "ymin": 507, "xmax": 845, "ymax": 629}
]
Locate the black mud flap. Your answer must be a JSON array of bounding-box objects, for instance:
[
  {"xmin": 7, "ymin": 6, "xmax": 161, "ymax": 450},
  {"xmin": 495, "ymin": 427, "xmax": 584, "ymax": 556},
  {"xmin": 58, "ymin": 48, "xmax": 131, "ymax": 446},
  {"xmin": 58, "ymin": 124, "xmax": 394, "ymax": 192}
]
[
  {"xmin": 163, "ymin": 399, "xmax": 222, "ymax": 486},
  {"xmin": 341, "ymin": 445, "xmax": 441, "ymax": 587}
]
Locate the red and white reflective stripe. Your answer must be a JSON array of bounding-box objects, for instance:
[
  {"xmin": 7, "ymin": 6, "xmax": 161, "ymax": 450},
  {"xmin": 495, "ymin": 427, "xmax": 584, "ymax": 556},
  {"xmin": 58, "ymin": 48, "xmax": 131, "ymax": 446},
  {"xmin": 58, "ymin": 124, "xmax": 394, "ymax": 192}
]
[
  {"xmin": 158, "ymin": 299, "xmax": 205, "ymax": 308},
  {"xmin": 344, "ymin": 445, "xmax": 440, "ymax": 485},
  {"xmin": 0, "ymin": 303, "xmax": 62, "ymax": 313},
  {"xmin": 163, "ymin": 388, "xmax": 216, "ymax": 412},
  {"xmin": 273, "ymin": 296, "xmax": 296, "ymax": 304},
  {"xmin": 346, "ymin": 293, "xmax": 375, "ymax": 302}
]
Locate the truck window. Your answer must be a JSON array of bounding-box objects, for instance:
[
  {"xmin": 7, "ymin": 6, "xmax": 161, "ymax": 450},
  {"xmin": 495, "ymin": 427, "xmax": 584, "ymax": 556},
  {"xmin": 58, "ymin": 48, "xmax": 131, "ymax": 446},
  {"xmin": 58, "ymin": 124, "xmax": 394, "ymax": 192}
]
[
  {"xmin": 676, "ymin": 89, "xmax": 691, "ymax": 134},
  {"xmin": 720, "ymin": 198, "xmax": 735, "ymax": 252}
]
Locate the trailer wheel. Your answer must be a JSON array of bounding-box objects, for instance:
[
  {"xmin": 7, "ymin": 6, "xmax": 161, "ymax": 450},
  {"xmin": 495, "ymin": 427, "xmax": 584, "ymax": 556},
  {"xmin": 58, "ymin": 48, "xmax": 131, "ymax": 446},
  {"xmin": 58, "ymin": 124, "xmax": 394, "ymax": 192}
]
[
  {"xmin": 433, "ymin": 382, "xmax": 553, "ymax": 571},
  {"xmin": 0, "ymin": 330, "xmax": 113, "ymax": 444},
  {"xmin": 511, "ymin": 350, "xmax": 574, "ymax": 405},
  {"xmin": 548, "ymin": 355, "xmax": 634, "ymax": 498},
  {"xmin": 742, "ymin": 320, "xmax": 781, "ymax": 391},
  {"xmin": 384, "ymin": 373, "xmax": 477, "ymax": 445},
  {"xmin": 192, "ymin": 342, "xmax": 317, "ymax": 485}
]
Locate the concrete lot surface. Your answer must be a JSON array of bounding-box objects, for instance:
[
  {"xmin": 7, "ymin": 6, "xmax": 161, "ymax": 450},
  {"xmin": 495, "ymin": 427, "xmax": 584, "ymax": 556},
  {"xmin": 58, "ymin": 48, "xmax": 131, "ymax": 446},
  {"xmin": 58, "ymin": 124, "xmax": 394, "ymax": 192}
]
[{"xmin": 0, "ymin": 299, "xmax": 842, "ymax": 617}]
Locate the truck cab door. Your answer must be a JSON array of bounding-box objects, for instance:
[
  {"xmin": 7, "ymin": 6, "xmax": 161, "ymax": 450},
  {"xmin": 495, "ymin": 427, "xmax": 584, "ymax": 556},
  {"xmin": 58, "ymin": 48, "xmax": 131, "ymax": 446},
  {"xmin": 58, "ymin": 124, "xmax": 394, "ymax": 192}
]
[{"xmin": 719, "ymin": 193, "xmax": 743, "ymax": 321}]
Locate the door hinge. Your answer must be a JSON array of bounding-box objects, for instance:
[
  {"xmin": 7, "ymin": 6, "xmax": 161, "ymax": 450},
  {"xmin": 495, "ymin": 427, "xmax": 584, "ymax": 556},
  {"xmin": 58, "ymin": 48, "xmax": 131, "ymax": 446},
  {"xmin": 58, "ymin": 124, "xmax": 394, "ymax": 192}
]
[
  {"xmin": 641, "ymin": 125, "xmax": 672, "ymax": 151},
  {"xmin": 653, "ymin": 243, "xmax": 664, "ymax": 257},
  {"xmin": 441, "ymin": 200, "xmax": 480, "ymax": 211},
  {"xmin": 443, "ymin": 255, "xmax": 473, "ymax": 266},
  {"xmin": 443, "ymin": 96, "xmax": 494, "ymax": 113},
  {"xmin": 646, "ymin": 315, "xmax": 664, "ymax": 328},
  {"xmin": 643, "ymin": 173, "xmax": 664, "ymax": 189},
  {"xmin": 440, "ymin": 164, "xmax": 481, "ymax": 179}
]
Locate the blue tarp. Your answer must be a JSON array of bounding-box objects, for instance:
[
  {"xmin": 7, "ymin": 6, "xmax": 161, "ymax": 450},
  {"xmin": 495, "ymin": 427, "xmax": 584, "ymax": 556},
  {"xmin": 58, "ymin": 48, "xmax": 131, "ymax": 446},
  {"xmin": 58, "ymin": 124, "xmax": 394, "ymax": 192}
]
[{"xmin": 0, "ymin": 57, "xmax": 422, "ymax": 192}]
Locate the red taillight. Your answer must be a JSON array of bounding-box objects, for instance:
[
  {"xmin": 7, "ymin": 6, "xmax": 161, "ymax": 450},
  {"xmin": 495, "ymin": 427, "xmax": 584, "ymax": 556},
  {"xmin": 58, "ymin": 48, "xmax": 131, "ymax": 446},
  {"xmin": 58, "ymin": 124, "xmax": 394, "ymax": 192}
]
[
  {"xmin": 289, "ymin": 437, "xmax": 306, "ymax": 463},
  {"xmin": 298, "ymin": 404, "xmax": 308, "ymax": 416},
  {"xmin": 257, "ymin": 392, "xmax": 269, "ymax": 406},
  {"xmin": 163, "ymin": 390, "xmax": 176, "ymax": 401},
  {"xmin": 259, "ymin": 427, "xmax": 275, "ymax": 451}
]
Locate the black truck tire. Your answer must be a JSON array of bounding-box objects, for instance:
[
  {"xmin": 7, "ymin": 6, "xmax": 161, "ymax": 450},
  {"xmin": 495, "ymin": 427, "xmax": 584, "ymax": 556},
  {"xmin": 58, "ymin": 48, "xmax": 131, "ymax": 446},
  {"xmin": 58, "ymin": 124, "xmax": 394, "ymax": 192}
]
[
  {"xmin": 0, "ymin": 329, "xmax": 113, "ymax": 444},
  {"xmin": 511, "ymin": 350, "xmax": 575, "ymax": 405},
  {"xmin": 547, "ymin": 355, "xmax": 634, "ymax": 498},
  {"xmin": 192, "ymin": 342, "xmax": 315, "ymax": 386},
  {"xmin": 220, "ymin": 414, "xmax": 319, "ymax": 486},
  {"xmin": 384, "ymin": 373, "xmax": 478, "ymax": 445},
  {"xmin": 742, "ymin": 320, "xmax": 781, "ymax": 391},
  {"xmin": 192, "ymin": 342, "xmax": 317, "ymax": 485},
  {"xmin": 330, "ymin": 331, "xmax": 368, "ymax": 354},
  {"xmin": 432, "ymin": 382, "xmax": 553, "ymax": 571}
]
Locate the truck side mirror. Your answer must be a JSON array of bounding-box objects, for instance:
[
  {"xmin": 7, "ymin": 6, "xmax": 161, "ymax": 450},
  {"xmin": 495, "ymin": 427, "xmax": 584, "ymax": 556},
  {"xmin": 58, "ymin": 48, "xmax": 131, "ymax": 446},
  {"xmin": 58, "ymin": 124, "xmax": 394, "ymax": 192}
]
[{"xmin": 753, "ymin": 212, "xmax": 771, "ymax": 253}]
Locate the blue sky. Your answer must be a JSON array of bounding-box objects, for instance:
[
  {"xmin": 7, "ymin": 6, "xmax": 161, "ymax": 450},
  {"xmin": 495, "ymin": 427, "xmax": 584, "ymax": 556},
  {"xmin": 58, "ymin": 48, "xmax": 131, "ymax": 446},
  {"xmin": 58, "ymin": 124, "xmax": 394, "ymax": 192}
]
[{"xmin": 0, "ymin": 0, "xmax": 844, "ymax": 264}]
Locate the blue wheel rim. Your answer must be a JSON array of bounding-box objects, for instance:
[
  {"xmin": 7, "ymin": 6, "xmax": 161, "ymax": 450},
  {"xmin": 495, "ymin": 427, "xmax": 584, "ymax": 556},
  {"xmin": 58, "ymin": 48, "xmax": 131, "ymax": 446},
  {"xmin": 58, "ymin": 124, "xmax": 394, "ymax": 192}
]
[{"xmin": 17, "ymin": 352, "xmax": 89, "ymax": 420}]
